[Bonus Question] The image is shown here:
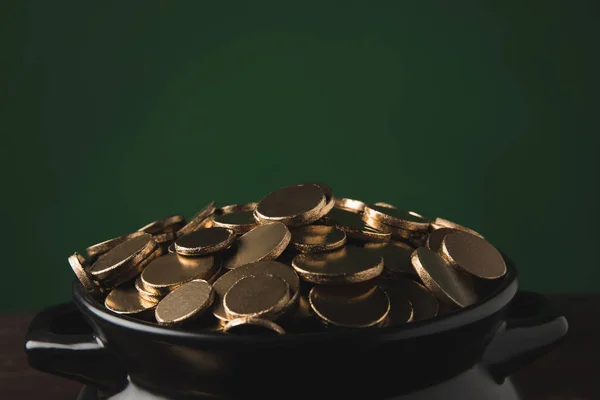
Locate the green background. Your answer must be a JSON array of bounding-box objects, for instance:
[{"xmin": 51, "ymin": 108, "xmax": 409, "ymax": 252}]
[{"xmin": 2, "ymin": 1, "xmax": 598, "ymax": 312}]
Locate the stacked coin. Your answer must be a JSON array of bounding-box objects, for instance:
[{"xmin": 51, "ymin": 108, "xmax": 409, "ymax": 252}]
[{"xmin": 68, "ymin": 182, "xmax": 507, "ymax": 334}]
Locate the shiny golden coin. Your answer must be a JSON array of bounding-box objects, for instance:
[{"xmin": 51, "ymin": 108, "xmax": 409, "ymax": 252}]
[
  {"xmin": 223, "ymin": 317, "xmax": 285, "ymax": 334},
  {"xmin": 334, "ymin": 197, "xmax": 366, "ymax": 213},
  {"xmin": 101, "ymin": 245, "xmax": 164, "ymax": 289},
  {"xmin": 373, "ymin": 202, "xmax": 396, "ymax": 209},
  {"xmin": 222, "ymin": 222, "xmax": 291, "ymax": 270},
  {"xmin": 174, "ymin": 227, "xmax": 235, "ymax": 256},
  {"xmin": 68, "ymin": 253, "xmax": 104, "ymax": 296},
  {"xmin": 135, "ymin": 276, "xmax": 163, "ymax": 303},
  {"xmin": 291, "ymin": 245, "xmax": 384, "ymax": 285},
  {"xmin": 88, "ymin": 233, "xmax": 156, "ymax": 282},
  {"xmin": 290, "ymin": 225, "xmax": 347, "ymax": 253},
  {"xmin": 363, "ymin": 205, "xmax": 430, "ymax": 231},
  {"xmin": 440, "ymin": 231, "xmax": 507, "ymax": 280},
  {"xmin": 433, "ymin": 217, "xmax": 484, "ymax": 238},
  {"xmin": 376, "ymin": 280, "xmax": 414, "ymax": 326},
  {"xmin": 427, "ymin": 227, "xmax": 459, "ymax": 252},
  {"xmin": 411, "ymin": 247, "xmax": 477, "ymax": 308},
  {"xmin": 254, "ymin": 183, "xmax": 327, "ymax": 227},
  {"xmin": 383, "ymin": 278, "xmax": 438, "ymax": 321},
  {"xmin": 363, "ymin": 241, "xmax": 417, "ymax": 279},
  {"xmin": 105, "ymin": 285, "xmax": 158, "ymax": 315},
  {"xmin": 325, "ymin": 208, "xmax": 391, "ymax": 242},
  {"xmin": 85, "ymin": 231, "xmax": 147, "ymax": 259},
  {"xmin": 212, "ymin": 260, "xmax": 300, "ymax": 321},
  {"xmin": 307, "ymin": 182, "xmax": 335, "ymax": 215},
  {"xmin": 155, "ymin": 279, "xmax": 215, "ymax": 326},
  {"xmin": 224, "ymin": 274, "xmax": 291, "ymax": 320},
  {"xmin": 308, "ymin": 282, "xmax": 390, "ymax": 328},
  {"xmin": 141, "ymin": 253, "xmax": 216, "ymax": 295},
  {"xmin": 212, "ymin": 203, "xmax": 258, "ymax": 235},
  {"xmin": 176, "ymin": 202, "xmax": 216, "ymax": 238},
  {"xmin": 138, "ymin": 214, "xmax": 186, "ymax": 235}
]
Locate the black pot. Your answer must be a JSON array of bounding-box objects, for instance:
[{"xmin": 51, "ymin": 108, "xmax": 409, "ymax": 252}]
[{"xmin": 25, "ymin": 257, "xmax": 567, "ymax": 400}]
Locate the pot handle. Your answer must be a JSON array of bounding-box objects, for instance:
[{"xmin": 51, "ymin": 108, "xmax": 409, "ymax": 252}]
[
  {"xmin": 25, "ymin": 302, "xmax": 128, "ymax": 393},
  {"xmin": 482, "ymin": 291, "xmax": 568, "ymax": 382}
]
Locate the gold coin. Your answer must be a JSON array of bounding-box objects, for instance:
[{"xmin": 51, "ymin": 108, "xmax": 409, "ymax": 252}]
[
  {"xmin": 212, "ymin": 203, "xmax": 258, "ymax": 234},
  {"xmin": 101, "ymin": 245, "xmax": 164, "ymax": 289},
  {"xmin": 376, "ymin": 280, "xmax": 414, "ymax": 326},
  {"xmin": 334, "ymin": 197, "xmax": 366, "ymax": 213},
  {"xmin": 155, "ymin": 279, "xmax": 215, "ymax": 326},
  {"xmin": 205, "ymin": 263, "xmax": 223, "ymax": 284},
  {"xmin": 168, "ymin": 243, "xmax": 176, "ymax": 253},
  {"xmin": 363, "ymin": 205, "xmax": 430, "ymax": 231},
  {"xmin": 176, "ymin": 202, "xmax": 216, "ymax": 238},
  {"xmin": 174, "ymin": 227, "xmax": 235, "ymax": 256},
  {"xmin": 433, "ymin": 217, "xmax": 484, "ymax": 238},
  {"xmin": 325, "ymin": 208, "xmax": 391, "ymax": 242},
  {"xmin": 222, "ymin": 222, "xmax": 291, "ymax": 270},
  {"xmin": 88, "ymin": 233, "xmax": 156, "ymax": 282},
  {"xmin": 152, "ymin": 230, "xmax": 178, "ymax": 245},
  {"xmin": 411, "ymin": 247, "xmax": 477, "ymax": 308},
  {"xmin": 105, "ymin": 284, "xmax": 158, "ymax": 315},
  {"xmin": 67, "ymin": 253, "xmax": 104, "ymax": 296},
  {"xmin": 212, "ymin": 260, "xmax": 300, "ymax": 321},
  {"xmin": 135, "ymin": 276, "xmax": 163, "ymax": 303},
  {"xmin": 290, "ymin": 225, "xmax": 347, "ymax": 253},
  {"xmin": 363, "ymin": 241, "xmax": 417, "ymax": 279},
  {"xmin": 308, "ymin": 282, "xmax": 390, "ymax": 328},
  {"xmin": 383, "ymin": 278, "xmax": 438, "ymax": 321},
  {"xmin": 223, "ymin": 317, "xmax": 285, "ymax": 334},
  {"xmin": 254, "ymin": 183, "xmax": 327, "ymax": 227},
  {"xmin": 373, "ymin": 202, "xmax": 396, "ymax": 209},
  {"xmin": 291, "ymin": 245, "xmax": 384, "ymax": 285},
  {"xmin": 141, "ymin": 253, "xmax": 216, "ymax": 295},
  {"xmin": 427, "ymin": 227, "xmax": 459, "ymax": 252},
  {"xmin": 223, "ymin": 274, "xmax": 291, "ymax": 320},
  {"xmin": 306, "ymin": 182, "xmax": 335, "ymax": 215},
  {"xmin": 85, "ymin": 231, "xmax": 147, "ymax": 259},
  {"xmin": 138, "ymin": 214, "xmax": 186, "ymax": 235},
  {"xmin": 440, "ymin": 231, "xmax": 507, "ymax": 279}
]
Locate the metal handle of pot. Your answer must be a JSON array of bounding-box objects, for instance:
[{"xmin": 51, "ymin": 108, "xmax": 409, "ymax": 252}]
[
  {"xmin": 482, "ymin": 291, "xmax": 568, "ymax": 383},
  {"xmin": 25, "ymin": 302, "xmax": 128, "ymax": 393}
]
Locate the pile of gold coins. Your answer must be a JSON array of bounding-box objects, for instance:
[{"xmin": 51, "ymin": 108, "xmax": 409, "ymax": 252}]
[{"xmin": 68, "ymin": 183, "xmax": 507, "ymax": 334}]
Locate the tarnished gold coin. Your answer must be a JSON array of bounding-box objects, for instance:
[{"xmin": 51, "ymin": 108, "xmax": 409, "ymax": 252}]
[
  {"xmin": 363, "ymin": 205, "xmax": 430, "ymax": 231},
  {"xmin": 141, "ymin": 253, "xmax": 216, "ymax": 295},
  {"xmin": 376, "ymin": 280, "xmax": 414, "ymax": 326},
  {"xmin": 176, "ymin": 202, "xmax": 216, "ymax": 238},
  {"xmin": 254, "ymin": 183, "xmax": 327, "ymax": 227},
  {"xmin": 222, "ymin": 222, "xmax": 291, "ymax": 270},
  {"xmin": 411, "ymin": 247, "xmax": 477, "ymax": 308},
  {"xmin": 433, "ymin": 217, "xmax": 484, "ymax": 238},
  {"xmin": 223, "ymin": 317, "xmax": 285, "ymax": 334},
  {"xmin": 290, "ymin": 225, "xmax": 347, "ymax": 253},
  {"xmin": 363, "ymin": 241, "xmax": 417, "ymax": 279},
  {"xmin": 135, "ymin": 276, "xmax": 163, "ymax": 303},
  {"xmin": 138, "ymin": 214, "xmax": 186, "ymax": 235},
  {"xmin": 212, "ymin": 203, "xmax": 258, "ymax": 235},
  {"xmin": 155, "ymin": 279, "xmax": 214, "ymax": 326},
  {"xmin": 325, "ymin": 208, "xmax": 391, "ymax": 242},
  {"xmin": 68, "ymin": 253, "xmax": 104, "ymax": 296},
  {"xmin": 105, "ymin": 285, "xmax": 158, "ymax": 315},
  {"xmin": 427, "ymin": 227, "xmax": 459, "ymax": 252},
  {"xmin": 440, "ymin": 231, "xmax": 507, "ymax": 279},
  {"xmin": 308, "ymin": 282, "xmax": 390, "ymax": 328},
  {"xmin": 212, "ymin": 260, "xmax": 300, "ymax": 321},
  {"xmin": 174, "ymin": 227, "xmax": 235, "ymax": 256},
  {"xmin": 307, "ymin": 182, "xmax": 335, "ymax": 215},
  {"xmin": 224, "ymin": 274, "xmax": 291, "ymax": 320},
  {"xmin": 86, "ymin": 231, "xmax": 147, "ymax": 259},
  {"xmin": 291, "ymin": 245, "xmax": 383, "ymax": 285},
  {"xmin": 334, "ymin": 197, "xmax": 366, "ymax": 213},
  {"xmin": 88, "ymin": 233, "xmax": 157, "ymax": 282}
]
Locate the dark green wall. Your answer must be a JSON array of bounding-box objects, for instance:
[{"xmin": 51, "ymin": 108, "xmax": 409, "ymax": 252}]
[{"xmin": 2, "ymin": 1, "xmax": 598, "ymax": 312}]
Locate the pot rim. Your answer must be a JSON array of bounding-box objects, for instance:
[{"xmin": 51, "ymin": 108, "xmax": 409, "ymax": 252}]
[{"xmin": 74, "ymin": 255, "xmax": 518, "ymax": 343}]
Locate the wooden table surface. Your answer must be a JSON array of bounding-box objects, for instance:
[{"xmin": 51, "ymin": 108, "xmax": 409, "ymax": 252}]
[{"xmin": 2, "ymin": 295, "xmax": 598, "ymax": 399}]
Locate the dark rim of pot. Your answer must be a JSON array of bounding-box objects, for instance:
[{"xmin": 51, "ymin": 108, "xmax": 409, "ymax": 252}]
[{"xmin": 74, "ymin": 257, "xmax": 518, "ymax": 343}]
